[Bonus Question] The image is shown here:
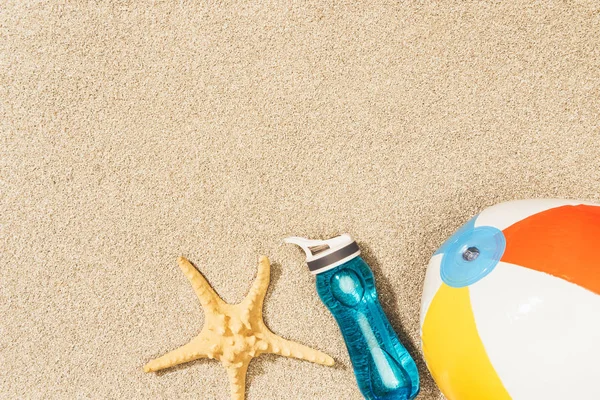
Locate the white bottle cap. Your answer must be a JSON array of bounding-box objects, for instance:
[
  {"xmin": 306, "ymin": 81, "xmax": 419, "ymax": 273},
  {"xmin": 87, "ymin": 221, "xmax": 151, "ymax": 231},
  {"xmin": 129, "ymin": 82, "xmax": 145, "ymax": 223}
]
[{"xmin": 284, "ymin": 234, "xmax": 361, "ymax": 274}]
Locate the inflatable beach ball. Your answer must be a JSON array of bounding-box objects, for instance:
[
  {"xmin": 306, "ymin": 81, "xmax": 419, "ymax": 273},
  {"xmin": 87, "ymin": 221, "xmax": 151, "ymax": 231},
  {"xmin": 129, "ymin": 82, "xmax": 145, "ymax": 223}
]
[{"xmin": 420, "ymin": 199, "xmax": 600, "ymax": 400}]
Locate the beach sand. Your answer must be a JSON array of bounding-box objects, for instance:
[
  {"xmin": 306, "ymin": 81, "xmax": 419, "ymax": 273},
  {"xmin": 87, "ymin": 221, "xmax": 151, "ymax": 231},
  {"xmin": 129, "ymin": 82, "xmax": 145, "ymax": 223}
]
[{"xmin": 2, "ymin": 1, "xmax": 599, "ymax": 399}]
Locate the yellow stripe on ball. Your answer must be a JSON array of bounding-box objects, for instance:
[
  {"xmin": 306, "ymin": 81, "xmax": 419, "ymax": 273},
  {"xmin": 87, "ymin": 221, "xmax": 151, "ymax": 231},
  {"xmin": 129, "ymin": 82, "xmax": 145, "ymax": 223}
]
[{"xmin": 422, "ymin": 284, "xmax": 510, "ymax": 400}]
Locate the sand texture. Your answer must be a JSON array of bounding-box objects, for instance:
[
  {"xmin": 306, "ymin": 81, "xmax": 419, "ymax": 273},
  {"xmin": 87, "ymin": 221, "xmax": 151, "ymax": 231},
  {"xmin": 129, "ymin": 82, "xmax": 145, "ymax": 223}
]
[{"xmin": 2, "ymin": 1, "xmax": 600, "ymax": 399}]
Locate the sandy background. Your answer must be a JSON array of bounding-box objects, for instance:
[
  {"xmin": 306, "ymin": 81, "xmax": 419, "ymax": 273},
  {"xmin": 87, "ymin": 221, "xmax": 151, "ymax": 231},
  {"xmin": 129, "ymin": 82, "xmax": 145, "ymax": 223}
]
[{"xmin": 2, "ymin": 1, "xmax": 600, "ymax": 399}]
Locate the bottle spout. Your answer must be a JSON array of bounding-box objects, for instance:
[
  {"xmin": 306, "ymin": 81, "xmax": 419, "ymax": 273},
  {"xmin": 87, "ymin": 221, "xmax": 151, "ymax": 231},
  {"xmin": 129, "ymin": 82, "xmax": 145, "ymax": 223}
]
[
  {"xmin": 285, "ymin": 234, "xmax": 360, "ymax": 274},
  {"xmin": 284, "ymin": 236, "xmax": 331, "ymax": 259}
]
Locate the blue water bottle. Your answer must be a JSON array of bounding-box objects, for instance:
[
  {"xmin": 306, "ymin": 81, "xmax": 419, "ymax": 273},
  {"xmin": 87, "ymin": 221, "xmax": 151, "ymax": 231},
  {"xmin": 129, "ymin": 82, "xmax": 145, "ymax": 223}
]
[{"xmin": 285, "ymin": 234, "xmax": 420, "ymax": 400}]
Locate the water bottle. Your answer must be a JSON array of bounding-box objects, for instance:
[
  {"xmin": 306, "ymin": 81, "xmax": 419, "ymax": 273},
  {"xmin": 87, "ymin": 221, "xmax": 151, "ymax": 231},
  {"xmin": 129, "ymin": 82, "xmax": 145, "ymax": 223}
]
[{"xmin": 285, "ymin": 234, "xmax": 420, "ymax": 400}]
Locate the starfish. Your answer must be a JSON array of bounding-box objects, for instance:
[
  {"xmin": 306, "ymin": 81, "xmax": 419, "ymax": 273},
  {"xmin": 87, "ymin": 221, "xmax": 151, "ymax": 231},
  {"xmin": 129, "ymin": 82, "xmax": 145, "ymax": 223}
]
[{"xmin": 144, "ymin": 256, "xmax": 335, "ymax": 400}]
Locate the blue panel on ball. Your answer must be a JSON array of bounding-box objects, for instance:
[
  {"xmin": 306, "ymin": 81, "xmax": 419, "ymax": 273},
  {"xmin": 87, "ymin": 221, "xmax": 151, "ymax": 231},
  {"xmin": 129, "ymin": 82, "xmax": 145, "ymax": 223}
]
[{"xmin": 439, "ymin": 223, "xmax": 506, "ymax": 288}]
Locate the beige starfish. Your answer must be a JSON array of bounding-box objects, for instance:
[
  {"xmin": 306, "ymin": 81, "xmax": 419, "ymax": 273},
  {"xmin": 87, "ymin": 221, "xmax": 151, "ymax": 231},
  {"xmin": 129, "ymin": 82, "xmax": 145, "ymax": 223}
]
[{"xmin": 144, "ymin": 256, "xmax": 334, "ymax": 400}]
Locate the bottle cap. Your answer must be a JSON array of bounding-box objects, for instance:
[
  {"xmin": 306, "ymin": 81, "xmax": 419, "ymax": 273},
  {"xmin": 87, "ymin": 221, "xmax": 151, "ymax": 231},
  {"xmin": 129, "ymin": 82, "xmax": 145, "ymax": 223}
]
[{"xmin": 284, "ymin": 234, "xmax": 361, "ymax": 274}]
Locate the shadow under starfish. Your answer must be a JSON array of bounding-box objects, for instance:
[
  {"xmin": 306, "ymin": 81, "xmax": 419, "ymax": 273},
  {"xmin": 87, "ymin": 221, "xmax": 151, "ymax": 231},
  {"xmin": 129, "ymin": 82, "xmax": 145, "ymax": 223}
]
[{"xmin": 144, "ymin": 256, "xmax": 335, "ymax": 400}]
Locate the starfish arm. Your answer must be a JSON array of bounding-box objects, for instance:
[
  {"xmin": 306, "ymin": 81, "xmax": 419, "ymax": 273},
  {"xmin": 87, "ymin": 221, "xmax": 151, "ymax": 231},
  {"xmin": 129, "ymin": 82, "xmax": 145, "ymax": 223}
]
[
  {"xmin": 226, "ymin": 359, "xmax": 250, "ymax": 400},
  {"xmin": 143, "ymin": 338, "xmax": 209, "ymax": 373},
  {"xmin": 177, "ymin": 256, "xmax": 223, "ymax": 310},
  {"xmin": 262, "ymin": 331, "xmax": 335, "ymax": 366},
  {"xmin": 241, "ymin": 256, "xmax": 270, "ymax": 314}
]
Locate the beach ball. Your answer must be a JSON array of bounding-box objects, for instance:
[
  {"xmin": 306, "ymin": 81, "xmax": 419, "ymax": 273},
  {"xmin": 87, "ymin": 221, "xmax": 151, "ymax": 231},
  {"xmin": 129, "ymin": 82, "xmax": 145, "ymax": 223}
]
[{"xmin": 420, "ymin": 199, "xmax": 600, "ymax": 400}]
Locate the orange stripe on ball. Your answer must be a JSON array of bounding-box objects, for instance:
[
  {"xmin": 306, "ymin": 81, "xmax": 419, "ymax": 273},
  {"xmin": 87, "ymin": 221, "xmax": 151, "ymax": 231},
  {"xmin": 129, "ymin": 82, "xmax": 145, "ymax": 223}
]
[{"xmin": 501, "ymin": 205, "xmax": 600, "ymax": 295}]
